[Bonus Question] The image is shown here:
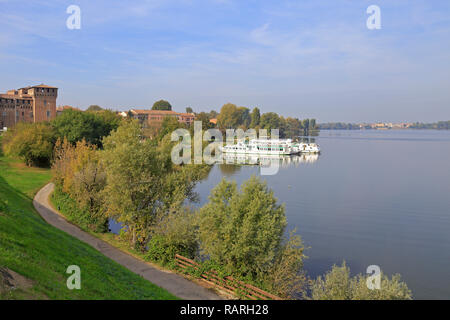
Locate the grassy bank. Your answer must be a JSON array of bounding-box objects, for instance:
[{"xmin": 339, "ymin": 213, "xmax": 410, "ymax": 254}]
[{"xmin": 0, "ymin": 145, "xmax": 177, "ymax": 299}]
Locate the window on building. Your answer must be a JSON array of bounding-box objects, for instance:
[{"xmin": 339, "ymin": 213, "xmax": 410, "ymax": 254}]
[
  {"xmin": 47, "ymin": 110, "xmax": 51, "ymax": 118},
  {"xmin": 2, "ymin": 111, "xmax": 6, "ymax": 117},
  {"xmin": 44, "ymin": 100, "xmax": 47, "ymax": 106}
]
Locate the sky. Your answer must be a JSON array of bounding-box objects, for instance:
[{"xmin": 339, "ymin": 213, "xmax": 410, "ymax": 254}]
[{"xmin": 0, "ymin": 0, "xmax": 449, "ymax": 123}]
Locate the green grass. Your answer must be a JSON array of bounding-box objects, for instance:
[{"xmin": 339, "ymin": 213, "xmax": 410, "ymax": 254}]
[{"xmin": 0, "ymin": 144, "xmax": 177, "ymax": 300}]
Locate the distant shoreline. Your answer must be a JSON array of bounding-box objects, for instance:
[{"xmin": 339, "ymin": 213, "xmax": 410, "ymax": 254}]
[{"xmin": 318, "ymin": 121, "xmax": 450, "ymax": 130}]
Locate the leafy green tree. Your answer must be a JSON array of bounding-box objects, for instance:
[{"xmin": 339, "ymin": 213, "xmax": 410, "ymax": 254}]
[
  {"xmin": 196, "ymin": 112, "xmax": 214, "ymax": 130},
  {"xmin": 147, "ymin": 207, "xmax": 198, "ymax": 265},
  {"xmin": 264, "ymin": 230, "xmax": 307, "ymax": 299},
  {"xmin": 311, "ymin": 262, "xmax": 412, "ymax": 300},
  {"xmin": 284, "ymin": 117, "xmax": 302, "ymax": 138},
  {"xmin": 101, "ymin": 121, "xmax": 164, "ymax": 249},
  {"xmin": 152, "ymin": 100, "xmax": 172, "ymax": 111},
  {"xmin": 2, "ymin": 122, "xmax": 55, "ymax": 167},
  {"xmin": 260, "ymin": 112, "xmax": 281, "ymax": 134},
  {"xmin": 217, "ymin": 103, "xmax": 241, "ymax": 129},
  {"xmin": 209, "ymin": 110, "xmax": 218, "ymax": 119},
  {"xmin": 101, "ymin": 121, "xmax": 208, "ymax": 250},
  {"xmin": 197, "ymin": 176, "xmax": 307, "ymax": 298},
  {"xmin": 157, "ymin": 116, "xmax": 186, "ymax": 141},
  {"xmin": 301, "ymin": 119, "xmax": 310, "ymax": 134},
  {"xmin": 52, "ymin": 109, "xmax": 120, "ymax": 147},
  {"xmin": 52, "ymin": 138, "xmax": 108, "ymax": 232},
  {"xmin": 250, "ymin": 107, "xmax": 261, "ymax": 128},
  {"xmin": 186, "ymin": 107, "xmax": 193, "ymax": 113},
  {"xmin": 309, "ymin": 119, "xmax": 316, "ymax": 131},
  {"xmin": 198, "ymin": 176, "xmax": 287, "ymax": 279},
  {"xmin": 237, "ymin": 107, "xmax": 251, "ymax": 129},
  {"xmin": 87, "ymin": 105, "xmax": 103, "ymax": 112}
]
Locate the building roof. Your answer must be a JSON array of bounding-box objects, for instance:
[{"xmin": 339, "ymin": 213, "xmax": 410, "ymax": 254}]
[
  {"xmin": 17, "ymin": 84, "xmax": 58, "ymax": 90},
  {"xmin": 56, "ymin": 105, "xmax": 80, "ymax": 111},
  {"xmin": 32, "ymin": 84, "xmax": 58, "ymax": 89},
  {"xmin": 0, "ymin": 94, "xmax": 33, "ymax": 100}
]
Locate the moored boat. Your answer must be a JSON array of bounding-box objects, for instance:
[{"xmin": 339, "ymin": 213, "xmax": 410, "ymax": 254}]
[{"xmin": 221, "ymin": 139, "xmax": 297, "ymax": 155}]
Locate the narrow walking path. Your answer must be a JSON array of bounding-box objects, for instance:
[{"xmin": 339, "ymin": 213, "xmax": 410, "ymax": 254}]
[{"xmin": 33, "ymin": 183, "xmax": 222, "ymax": 300}]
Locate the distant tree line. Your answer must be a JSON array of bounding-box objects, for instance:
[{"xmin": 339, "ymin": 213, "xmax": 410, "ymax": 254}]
[
  {"xmin": 194, "ymin": 103, "xmax": 317, "ymax": 138},
  {"xmin": 318, "ymin": 122, "xmax": 362, "ymax": 130},
  {"xmin": 409, "ymin": 121, "xmax": 450, "ymax": 129},
  {"xmin": 319, "ymin": 121, "xmax": 450, "ymax": 130}
]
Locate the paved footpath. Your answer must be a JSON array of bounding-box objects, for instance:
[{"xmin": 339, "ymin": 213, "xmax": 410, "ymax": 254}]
[{"xmin": 33, "ymin": 183, "xmax": 222, "ymax": 300}]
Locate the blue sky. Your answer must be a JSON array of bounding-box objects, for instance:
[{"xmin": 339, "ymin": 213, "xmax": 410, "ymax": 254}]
[{"xmin": 0, "ymin": 0, "xmax": 449, "ymax": 122}]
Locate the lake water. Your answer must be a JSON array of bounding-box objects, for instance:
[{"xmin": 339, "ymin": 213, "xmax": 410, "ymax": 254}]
[{"xmin": 193, "ymin": 130, "xmax": 450, "ymax": 299}]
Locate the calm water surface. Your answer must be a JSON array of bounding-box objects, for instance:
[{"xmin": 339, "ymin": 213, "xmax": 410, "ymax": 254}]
[{"xmin": 193, "ymin": 130, "xmax": 450, "ymax": 299}]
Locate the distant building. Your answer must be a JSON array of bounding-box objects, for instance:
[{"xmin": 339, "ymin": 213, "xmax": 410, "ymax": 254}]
[
  {"xmin": 56, "ymin": 105, "xmax": 80, "ymax": 116},
  {"xmin": 209, "ymin": 118, "xmax": 217, "ymax": 125},
  {"xmin": 0, "ymin": 84, "xmax": 58, "ymax": 129},
  {"xmin": 129, "ymin": 109, "xmax": 195, "ymax": 127}
]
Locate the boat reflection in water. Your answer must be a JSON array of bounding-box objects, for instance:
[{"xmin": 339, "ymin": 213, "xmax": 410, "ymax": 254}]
[{"xmin": 221, "ymin": 152, "xmax": 319, "ymax": 168}]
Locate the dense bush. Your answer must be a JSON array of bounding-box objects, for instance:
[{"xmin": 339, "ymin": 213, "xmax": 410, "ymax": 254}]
[
  {"xmin": 51, "ymin": 187, "xmax": 108, "ymax": 233},
  {"xmin": 2, "ymin": 122, "xmax": 55, "ymax": 167},
  {"xmin": 311, "ymin": 262, "xmax": 412, "ymax": 300},
  {"xmin": 146, "ymin": 208, "xmax": 198, "ymax": 266},
  {"xmin": 52, "ymin": 109, "xmax": 121, "ymax": 147},
  {"xmin": 197, "ymin": 176, "xmax": 307, "ymax": 298},
  {"xmin": 52, "ymin": 138, "xmax": 108, "ymax": 232}
]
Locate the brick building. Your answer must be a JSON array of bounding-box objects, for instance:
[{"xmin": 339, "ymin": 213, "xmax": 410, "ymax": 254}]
[
  {"xmin": 56, "ymin": 105, "xmax": 80, "ymax": 116},
  {"xmin": 0, "ymin": 84, "xmax": 58, "ymax": 129},
  {"xmin": 129, "ymin": 109, "xmax": 195, "ymax": 128}
]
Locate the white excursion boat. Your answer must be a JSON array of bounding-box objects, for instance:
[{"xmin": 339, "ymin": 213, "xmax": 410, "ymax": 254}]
[
  {"xmin": 293, "ymin": 142, "xmax": 321, "ymax": 154},
  {"xmin": 221, "ymin": 139, "xmax": 320, "ymax": 155},
  {"xmin": 221, "ymin": 139, "xmax": 295, "ymax": 155}
]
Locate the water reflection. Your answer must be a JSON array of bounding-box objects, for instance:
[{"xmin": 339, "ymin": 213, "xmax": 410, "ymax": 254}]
[
  {"xmin": 221, "ymin": 153, "xmax": 319, "ymax": 168},
  {"xmin": 218, "ymin": 163, "xmax": 241, "ymax": 176}
]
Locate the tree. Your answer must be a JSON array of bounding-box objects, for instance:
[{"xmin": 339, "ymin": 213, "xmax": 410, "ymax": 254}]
[
  {"xmin": 101, "ymin": 121, "xmax": 162, "ymax": 249},
  {"xmin": 284, "ymin": 117, "xmax": 302, "ymax": 138},
  {"xmin": 260, "ymin": 112, "xmax": 281, "ymax": 134},
  {"xmin": 196, "ymin": 112, "xmax": 214, "ymax": 130},
  {"xmin": 311, "ymin": 262, "xmax": 412, "ymax": 300},
  {"xmin": 87, "ymin": 105, "xmax": 103, "ymax": 112},
  {"xmin": 264, "ymin": 231, "xmax": 308, "ymax": 299},
  {"xmin": 52, "ymin": 138, "xmax": 108, "ymax": 232},
  {"xmin": 250, "ymin": 107, "xmax": 261, "ymax": 128},
  {"xmin": 217, "ymin": 103, "xmax": 241, "ymax": 129},
  {"xmin": 209, "ymin": 110, "xmax": 218, "ymax": 119},
  {"xmin": 237, "ymin": 107, "xmax": 251, "ymax": 129},
  {"xmin": 147, "ymin": 207, "xmax": 198, "ymax": 265},
  {"xmin": 2, "ymin": 122, "xmax": 55, "ymax": 167},
  {"xmin": 198, "ymin": 176, "xmax": 288, "ymax": 279},
  {"xmin": 301, "ymin": 119, "xmax": 310, "ymax": 134},
  {"xmin": 157, "ymin": 116, "xmax": 186, "ymax": 141},
  {"xmin": 152, "ymin": 100, "xmax": 172, "ymax": 111},
  {"xmin": 101, "ymin": 120, "xmax": 208, "ymax": 250},
  {"xmin": 186, "ymin": 107, "xmax": 193, "ymax": 114},
  {"xmin": 309, "ymin": 119, "xmax": 316, "ymax": 131},
  {"xmin": 52, "ymin": 109, "xmax": 120, "ymax": 147}
]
